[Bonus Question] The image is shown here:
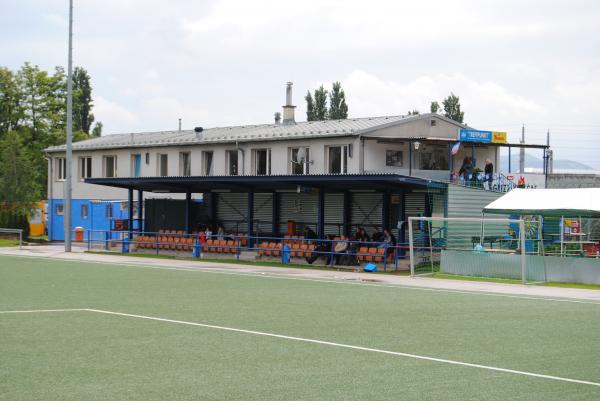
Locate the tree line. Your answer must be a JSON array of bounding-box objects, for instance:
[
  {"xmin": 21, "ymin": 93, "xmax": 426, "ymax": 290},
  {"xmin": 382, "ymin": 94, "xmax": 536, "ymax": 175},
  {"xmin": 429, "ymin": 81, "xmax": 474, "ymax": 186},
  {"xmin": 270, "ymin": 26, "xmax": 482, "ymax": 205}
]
[
  {"xmin": 0, "ymin": 63, "xmax": 100, "ymax": 231},
  {"xmin": 304, "ymin": 81, "xmax": 464, "ymax": 124}
]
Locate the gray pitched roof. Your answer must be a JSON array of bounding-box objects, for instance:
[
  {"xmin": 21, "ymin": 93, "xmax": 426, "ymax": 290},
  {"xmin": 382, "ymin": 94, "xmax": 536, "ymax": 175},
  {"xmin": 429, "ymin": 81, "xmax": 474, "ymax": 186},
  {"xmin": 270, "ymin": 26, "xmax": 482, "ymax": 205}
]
[{"xmin": 45, "ymin": 113, "xmax": 462, "ymax": 152}]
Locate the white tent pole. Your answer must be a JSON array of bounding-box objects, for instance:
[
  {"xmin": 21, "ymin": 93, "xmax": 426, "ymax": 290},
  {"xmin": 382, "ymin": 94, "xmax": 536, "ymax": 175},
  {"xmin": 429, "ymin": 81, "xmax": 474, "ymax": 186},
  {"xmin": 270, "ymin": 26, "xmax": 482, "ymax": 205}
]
[
  {"xmin": 408, "ymin": 218, "xmax": 415, "ymax": 277},
  {"xmin": 560, "ymin": 216, "xmax": 564, "ymax": 257},
  {"xmin": 520, "ymin": 219, "xmax": 526, "ymax": 284},
  {"xmin": 480, "ymin": 212, "xmax": 485, "ymax": 246}
]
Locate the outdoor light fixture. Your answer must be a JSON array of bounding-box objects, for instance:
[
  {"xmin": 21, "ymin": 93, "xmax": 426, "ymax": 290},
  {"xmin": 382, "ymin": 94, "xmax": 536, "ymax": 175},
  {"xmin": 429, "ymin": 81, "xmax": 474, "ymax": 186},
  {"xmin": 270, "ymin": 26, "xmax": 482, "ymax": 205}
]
[{"xmin": 414, "ymin": 141, "xmax": 421, "ymax": 150}]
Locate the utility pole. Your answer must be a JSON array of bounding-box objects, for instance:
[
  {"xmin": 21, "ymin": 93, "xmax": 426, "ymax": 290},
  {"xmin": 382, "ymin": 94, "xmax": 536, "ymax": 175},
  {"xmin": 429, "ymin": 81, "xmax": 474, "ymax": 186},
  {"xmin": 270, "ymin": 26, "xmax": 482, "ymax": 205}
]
[
  {"xmin": 519, "ymin": 124, "xmax": 525, "ymax": 174},
  {"xmin": 64, "ymin": 0, "xmax": 74, "ymax": 252}
]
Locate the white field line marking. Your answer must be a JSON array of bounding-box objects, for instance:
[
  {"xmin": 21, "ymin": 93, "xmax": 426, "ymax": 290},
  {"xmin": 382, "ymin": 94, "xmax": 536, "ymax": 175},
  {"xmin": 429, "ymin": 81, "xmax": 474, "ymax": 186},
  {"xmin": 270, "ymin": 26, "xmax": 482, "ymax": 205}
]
[
  {"xmin": 2, "ymin": 253, "xmax": 600, "ymax": 306},
  {"xmin": 86, "ymin": 308, "xmax": 600, "ymax": 389},
  {"xmin": 0, "ymin": 308, "xmax": 87, "ymax": 314}
]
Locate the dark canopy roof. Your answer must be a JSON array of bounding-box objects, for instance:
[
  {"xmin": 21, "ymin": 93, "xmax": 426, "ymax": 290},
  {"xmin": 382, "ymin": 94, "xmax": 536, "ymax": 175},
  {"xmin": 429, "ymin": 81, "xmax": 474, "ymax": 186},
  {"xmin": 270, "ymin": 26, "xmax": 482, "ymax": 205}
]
[{"xmin": 85, "ymin": 173, "xmax": 443, "ymax": 193}]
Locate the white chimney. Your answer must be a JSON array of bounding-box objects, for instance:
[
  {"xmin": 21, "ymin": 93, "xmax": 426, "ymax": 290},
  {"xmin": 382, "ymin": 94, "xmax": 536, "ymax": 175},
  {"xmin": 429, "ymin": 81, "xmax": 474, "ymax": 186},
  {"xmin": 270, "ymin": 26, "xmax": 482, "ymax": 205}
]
[{"xmin": 282, "ymin": 82, "xmax": 296, "ymax": 125}]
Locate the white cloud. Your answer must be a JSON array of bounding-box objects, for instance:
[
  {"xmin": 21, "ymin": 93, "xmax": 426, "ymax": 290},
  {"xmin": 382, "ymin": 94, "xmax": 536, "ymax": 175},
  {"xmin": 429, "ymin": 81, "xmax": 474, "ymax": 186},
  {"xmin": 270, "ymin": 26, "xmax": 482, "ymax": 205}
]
[
  {"xmin": 43, "ymin": 13, "xmax": 67, "ymax": 27},
  {"xmin": 553, "ymin": 71, "xmax": 600, "ymax": 116},
  {"xmin": 340, "ymin": 70, "xmax": 543, "ymax": 125},
  {"xmin": 141, "ymin": 97, "xmax": 209, "ymax": 130},
  {"xmin": 94, "ymin": 96, "xmax": 138, "ymax": 132}
]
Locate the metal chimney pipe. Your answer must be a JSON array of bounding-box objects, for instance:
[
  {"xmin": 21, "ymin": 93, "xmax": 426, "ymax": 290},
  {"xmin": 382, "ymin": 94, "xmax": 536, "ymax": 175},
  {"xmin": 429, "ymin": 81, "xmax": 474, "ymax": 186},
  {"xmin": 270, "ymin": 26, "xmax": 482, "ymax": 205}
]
[{"xmin": 282, "ymin": 82, "xmax": 296, "ymax": 125}]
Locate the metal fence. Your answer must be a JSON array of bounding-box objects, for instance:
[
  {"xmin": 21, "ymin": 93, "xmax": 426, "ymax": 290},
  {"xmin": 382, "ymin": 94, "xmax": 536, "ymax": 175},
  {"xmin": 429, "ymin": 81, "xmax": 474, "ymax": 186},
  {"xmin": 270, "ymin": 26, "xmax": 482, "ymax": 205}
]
[
  {"xmin": 84, "ymin": 229, "xmax": 410, "ymax": 272},
  {"xmin": 0, "ymin": 228, "xmax": 23, "ymax": 249}
]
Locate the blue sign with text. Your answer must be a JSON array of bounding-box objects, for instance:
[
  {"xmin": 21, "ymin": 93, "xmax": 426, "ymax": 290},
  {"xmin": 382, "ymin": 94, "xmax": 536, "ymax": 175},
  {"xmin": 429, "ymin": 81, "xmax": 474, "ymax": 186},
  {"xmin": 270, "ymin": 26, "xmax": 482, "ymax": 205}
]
[{"xmin": 459, "ymin": 129, "xmax": 493, "ymax": 143}]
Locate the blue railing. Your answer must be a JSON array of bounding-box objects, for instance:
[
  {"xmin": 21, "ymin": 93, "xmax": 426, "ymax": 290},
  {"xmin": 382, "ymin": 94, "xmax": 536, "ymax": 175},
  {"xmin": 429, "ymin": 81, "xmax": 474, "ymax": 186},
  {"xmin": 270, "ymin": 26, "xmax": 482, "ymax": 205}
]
[
  {"xmin": 453, "ymin": 173, "xmax": 517, "ymax": 192},
  {"xmin": 85, "ymin": 229, "xmax": 413, "ymax": 272}
]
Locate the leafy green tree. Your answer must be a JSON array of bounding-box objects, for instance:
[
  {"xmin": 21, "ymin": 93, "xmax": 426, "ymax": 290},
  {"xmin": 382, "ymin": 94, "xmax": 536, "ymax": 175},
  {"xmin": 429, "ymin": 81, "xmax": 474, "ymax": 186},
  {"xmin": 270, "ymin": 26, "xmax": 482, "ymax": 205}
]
[
  {"xmin": 407, "ymin": 110, "xmax": 420, "ymax": 115},
  {"xmin": 313, "ymin": 85, "xmax": 328, "ymax": 121},
  {"xmin": 92, "ymin": 121, "xmax": 104, "ymax": 137},
  {"xmin": 305, "ymin": 91, "xmax": 315, "ymax": 121},
  {"xmin": 443, "ymin": 93, "xmax": 464, "ymax": 123},
  {"xmin": 328, "ymin": 81, "xmax": 348, "ymax": 120},
  {"xmin": 430, "ymin": 101, "xmax": 440, "ymax": 113},
  {"xmin": 73, "ymin": 67, "xmax": 94, "ymax": 134},
  {"xmin": 0, "ymin": 130, "xmax": 40, "ymax": 204},
  {"xmin": 0, "ymin": 63, "xmax": 99, "ymax": 198},
  {"xmin": 0, "ymin": 67, "xmax": 24, "ymax": 136}
]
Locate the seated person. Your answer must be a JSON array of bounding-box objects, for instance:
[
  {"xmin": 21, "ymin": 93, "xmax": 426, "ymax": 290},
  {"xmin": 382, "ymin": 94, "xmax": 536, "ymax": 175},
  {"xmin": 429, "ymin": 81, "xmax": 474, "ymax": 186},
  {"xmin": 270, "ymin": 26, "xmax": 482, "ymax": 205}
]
[{"xmin": 371, "ymin": 227, "xmax": 384, "ymax": 243}]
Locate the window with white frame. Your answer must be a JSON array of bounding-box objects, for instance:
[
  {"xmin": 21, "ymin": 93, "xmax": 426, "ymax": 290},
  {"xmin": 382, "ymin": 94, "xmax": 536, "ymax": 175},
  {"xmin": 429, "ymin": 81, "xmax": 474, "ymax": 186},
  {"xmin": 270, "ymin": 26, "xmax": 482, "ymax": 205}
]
[
  {"xmin": 103, "ymin": 155, "xmax": 117, "ymax": 178},
  {"xmin": 385, "ymin": 150, "xmax": 403, "ymax": 167},
  {"xmin": 179, "ymin": 152, "xmax": 191, "ymax": 176},
  {"xmin": 253, "ymin": 149, "xmax": 271, "ymax": 175},
  {"xmin": 202, "ymin": 151, "xmax": 213, "ymax": 176},
  {"xmin": 226, "ymin": 150, "xmax": 238, "ymax": 176},
  {"xmin": 56, "ymin": 157, "xmax": 66, "ymax": 180},
  {"xmin": 289, "ymin": 147, "xmax": 310, "ymax": 175},
  {"xmin": 327, "ymin": 145, "xmax": 348, "ymax": 174},
  {"xmin": 157, "ymin": 153, "xmax": 168, "ymax": 176},
  {"xmin": 79, "ymin": 157, "xmax": 92, "ymax": 179},
  {"xmin": 55, "ymin": 203, "xmax": 64, "ymax": 215}
]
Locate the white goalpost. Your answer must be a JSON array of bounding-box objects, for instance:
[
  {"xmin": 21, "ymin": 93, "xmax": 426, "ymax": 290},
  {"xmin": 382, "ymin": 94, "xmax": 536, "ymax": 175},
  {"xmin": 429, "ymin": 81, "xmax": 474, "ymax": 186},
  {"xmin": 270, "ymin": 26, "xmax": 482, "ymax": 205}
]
[{"xmin": 408, "ymin": 216, "xmax": 545, "ymax": 284}]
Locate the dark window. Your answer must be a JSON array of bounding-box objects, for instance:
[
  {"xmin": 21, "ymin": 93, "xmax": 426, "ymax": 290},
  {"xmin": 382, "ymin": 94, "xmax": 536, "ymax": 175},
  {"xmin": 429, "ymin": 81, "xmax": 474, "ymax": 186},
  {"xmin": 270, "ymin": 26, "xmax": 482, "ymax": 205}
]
[
  {"xmin": 227, "ymin": 150, "xmax": 238, "ymax": 176},
  {"xmin": 203, "ymin": 151, "xmax": 213, "ymax": 176},
  {"xmin": 57, "ymin": 158, "xmax": 66, "ymax": 180},
  {"xmin": 180, "ymin": 152, "xmax": 191, "ymax": 176},
  {"xmin": 290, "ymin": 148, "xmax": 310, "ymax": 175},
  {"xmin": 328, "ymin": 146, "xmax": 347, "ymax": 174},
  {"xmin": 386, "ymin": 150, "xmax": 403, "ymax": 167},
  {"xmin": 255, "ymin": 149, "xmax": 270, "ymax": 175},
  {"xmin": 419, "ymin": 146, "xmax": 448, "ymax": 170},
  {"xmin": 81, "ymin": 204, "xmax": 88, "ymax": 219},
  {"xmin": 158, "ymin": 154, "xmax": 168, "ymax": 176},
  {"xmin": 79, "ymin": 157, "xmax": 92, "ymax": 179},
  {"xmin": 56, "ymin": 204, "xmax": 64, "ymax": 215},
  {"xmin": 104, "ymin": 156, "xmax": 117, "ymax": 178}
]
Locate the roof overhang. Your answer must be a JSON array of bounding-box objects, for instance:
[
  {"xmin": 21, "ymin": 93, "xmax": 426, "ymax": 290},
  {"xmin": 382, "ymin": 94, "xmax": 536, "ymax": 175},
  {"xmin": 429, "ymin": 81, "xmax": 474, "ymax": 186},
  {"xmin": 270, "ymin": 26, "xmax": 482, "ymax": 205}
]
[
  {"xmin": 364, "ymin": 136, "xmax": 548, "ymax": 149},
  {"xmin": 85, "ymin": 174, "xmax": 444, "ymax": 193}
]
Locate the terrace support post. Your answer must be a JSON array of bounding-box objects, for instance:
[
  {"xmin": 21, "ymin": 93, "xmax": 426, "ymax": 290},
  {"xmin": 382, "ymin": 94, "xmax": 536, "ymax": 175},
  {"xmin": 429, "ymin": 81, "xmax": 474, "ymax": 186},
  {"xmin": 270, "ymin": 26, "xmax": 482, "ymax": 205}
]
[
  {"xmin": 398, "ymin": 189, "xmax": 407, "ymax": 256},
  {"xmin": 409, "ymin": 141, "xmax": 413, "ymax": 177},
  {"xmin": 317, "ymin": 189, "xmax": 325, "ymax": 239},
  {"xmin": 448, "ymin": 143, "xmax": 453, "ymax": 181},
  {"xmin": 382, "ymin": 190, "xmax": 390, "ymax": 230},
  {"xmin": 127, "ymin": 188, "xmax": 134, "ymax": 238},
  {"xmin": 209, "ymin": 192, "xmax": 217, "ymax": 226},
  {"xmin": 137, "ymin": 190, "xmax": 143, "ymax": 233},
  {"xmin": 185, "ymin": 190, "xmax": 192, "ymax": 234},
  {"xmin": 343, "ymin": 191, "xmax": 352, "ymax": 237},
  {"xmin": 247, "ymin": 191, "xmax": 254, "ymax": 247},
  {"xmin": 508, "ymin": 146, "xmax": 512, "ymax": 173},
  {"xmin": 471, "ymin": 144, "xmax": 476, "ymax": 167},
  {"xmin": 272, "ymin": 191, "xmax": 280, "ymax": 236}
]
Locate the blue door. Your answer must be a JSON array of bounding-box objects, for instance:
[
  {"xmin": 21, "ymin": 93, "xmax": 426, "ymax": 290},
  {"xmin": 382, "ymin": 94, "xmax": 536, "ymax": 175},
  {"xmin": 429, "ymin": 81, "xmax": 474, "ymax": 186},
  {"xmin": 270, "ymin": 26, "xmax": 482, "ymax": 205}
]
[{"xmin": 134, "ymin": 154, "xmax": 141, "ymax": 177}]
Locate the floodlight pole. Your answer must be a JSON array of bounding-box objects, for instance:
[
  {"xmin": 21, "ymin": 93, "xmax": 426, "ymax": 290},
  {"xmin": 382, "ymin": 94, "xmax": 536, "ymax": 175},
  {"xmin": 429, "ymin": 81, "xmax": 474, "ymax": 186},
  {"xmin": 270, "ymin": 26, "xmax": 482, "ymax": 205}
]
[{"xmin": 64, "ymin": 0, "xmax": 74, "ymax": 252}]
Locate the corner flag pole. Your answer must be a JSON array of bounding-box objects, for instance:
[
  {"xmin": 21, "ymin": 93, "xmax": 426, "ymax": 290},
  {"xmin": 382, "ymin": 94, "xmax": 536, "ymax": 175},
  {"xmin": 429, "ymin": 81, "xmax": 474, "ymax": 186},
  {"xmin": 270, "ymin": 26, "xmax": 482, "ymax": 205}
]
[{"xmin": 64, "ymin": 0, "xmax": 73, "ymax": 252}]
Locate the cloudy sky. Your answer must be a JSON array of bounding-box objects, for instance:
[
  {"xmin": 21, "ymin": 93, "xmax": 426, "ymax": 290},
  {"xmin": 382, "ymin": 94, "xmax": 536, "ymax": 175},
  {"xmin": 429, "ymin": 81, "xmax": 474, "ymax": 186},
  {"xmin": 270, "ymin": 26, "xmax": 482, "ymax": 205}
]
[{"xmin": 2, "ymin": 0, "xmax": 600, "ymax": 167}]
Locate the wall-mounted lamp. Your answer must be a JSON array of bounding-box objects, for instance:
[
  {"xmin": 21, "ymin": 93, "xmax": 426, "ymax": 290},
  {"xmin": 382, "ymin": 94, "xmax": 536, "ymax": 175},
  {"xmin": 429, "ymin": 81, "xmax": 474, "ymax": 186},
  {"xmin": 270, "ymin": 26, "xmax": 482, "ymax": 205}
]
[{"xmin": 414, "ymin": 141, "xmax": 421, "ymax": 150}]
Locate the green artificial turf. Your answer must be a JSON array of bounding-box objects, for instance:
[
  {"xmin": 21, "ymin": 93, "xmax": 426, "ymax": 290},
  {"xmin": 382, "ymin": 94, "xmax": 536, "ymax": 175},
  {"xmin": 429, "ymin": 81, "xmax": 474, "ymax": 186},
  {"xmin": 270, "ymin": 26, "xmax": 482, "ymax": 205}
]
[
  {"xmin": 86, "ymin": 250, "xmax": 409, "ymax": 275},
  {"xmin": 1, "ymin": 255, "xmax": 599, "ymax": 400}
]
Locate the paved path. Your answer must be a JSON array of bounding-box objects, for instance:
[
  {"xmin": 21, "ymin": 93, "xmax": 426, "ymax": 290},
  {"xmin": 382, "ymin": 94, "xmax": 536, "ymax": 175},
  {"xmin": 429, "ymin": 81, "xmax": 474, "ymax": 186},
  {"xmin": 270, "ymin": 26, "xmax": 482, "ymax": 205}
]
[{"xmin": 1, "ymin": 245, "xmax": 599, "ymax": 302}]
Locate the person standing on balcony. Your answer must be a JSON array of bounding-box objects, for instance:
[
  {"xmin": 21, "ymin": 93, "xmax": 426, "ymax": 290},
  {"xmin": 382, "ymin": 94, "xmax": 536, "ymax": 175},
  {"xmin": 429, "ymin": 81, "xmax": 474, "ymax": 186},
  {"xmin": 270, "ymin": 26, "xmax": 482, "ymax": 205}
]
[
  {"xmin": 484, "ymin": 159, "xmax": 494, "ymax": 190},
  {"xmin": 458, "ymin": 157, "xmax": 474, "ymax": 183}
]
